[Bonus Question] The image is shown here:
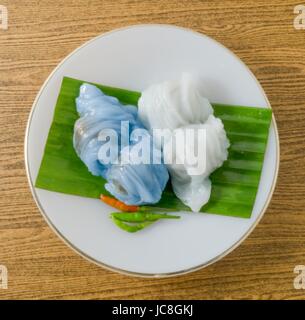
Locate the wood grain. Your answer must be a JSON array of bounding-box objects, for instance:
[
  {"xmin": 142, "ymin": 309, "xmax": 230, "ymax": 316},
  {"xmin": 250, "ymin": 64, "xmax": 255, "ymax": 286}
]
[{"xmin": 1, "ymin": 0, "xmax": 305, "ymax": 300}]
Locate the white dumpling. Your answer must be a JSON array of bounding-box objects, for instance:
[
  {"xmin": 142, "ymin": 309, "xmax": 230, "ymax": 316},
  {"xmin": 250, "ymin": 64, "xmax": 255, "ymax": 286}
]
[
  {"xmin": 138, "ymin": 73, "xmax": 213, "ymax": 148},
  {"xmin": 164, "ymin": 116, "xmax": 230, "ymax": 212},
  {"xmin": 138, "ymin": 74, "xmax": 230, "ymax": 212}
]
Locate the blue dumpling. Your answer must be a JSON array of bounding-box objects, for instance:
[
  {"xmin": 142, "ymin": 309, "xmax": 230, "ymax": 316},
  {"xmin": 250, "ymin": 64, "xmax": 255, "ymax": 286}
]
[
  {"xmin": 74, "ymin": 84, "xmax": 141, "ymax": 178},
  {"xmin": 73, "ymin": 83, "xmax": 169, "ymax": 205}
]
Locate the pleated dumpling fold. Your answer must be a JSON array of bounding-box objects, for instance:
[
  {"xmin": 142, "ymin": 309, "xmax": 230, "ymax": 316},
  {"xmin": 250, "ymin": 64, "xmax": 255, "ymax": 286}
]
[{"xmin": 73, "ymin": 83, "xmax": 169, "ymax": 205}]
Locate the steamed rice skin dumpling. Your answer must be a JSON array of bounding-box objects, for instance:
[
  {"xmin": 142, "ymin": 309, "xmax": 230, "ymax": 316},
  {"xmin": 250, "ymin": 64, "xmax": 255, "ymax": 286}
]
[
  {"xmin": 73, "ymin": 83, "xmax": 169, "ymax": 206},
  {"xmin": 164, "ymin": 116, "xmax": 229, "ymax": 212},
  {"xmin": 138, "ymin": 73, "xmax": 230, "ymax": 212},
  {"xmin": 138, "ymin": 73, "xmax": 213, "ymax": 149}
]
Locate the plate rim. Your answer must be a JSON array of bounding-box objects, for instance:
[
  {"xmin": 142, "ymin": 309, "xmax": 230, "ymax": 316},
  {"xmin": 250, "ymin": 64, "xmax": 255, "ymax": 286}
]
[{"xmin": 24, "ymin": 24, "xmax": 280, "ymax": 278}]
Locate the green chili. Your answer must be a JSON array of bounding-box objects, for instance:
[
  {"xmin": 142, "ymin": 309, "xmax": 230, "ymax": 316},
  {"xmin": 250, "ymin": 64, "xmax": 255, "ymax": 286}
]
[
  {"xmin": 111, "ymin": 216, "xmax": 154, "ymax": 233},
  {"xmin": 111, "ymin": 212, "xmax": 180, "ymax": 222}
]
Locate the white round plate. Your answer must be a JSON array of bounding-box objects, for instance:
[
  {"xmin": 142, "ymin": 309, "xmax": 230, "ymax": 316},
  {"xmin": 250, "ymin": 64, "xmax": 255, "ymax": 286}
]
[{"xmin": 25, "ymin": 25, "xmax": 279, "ymax": 277}]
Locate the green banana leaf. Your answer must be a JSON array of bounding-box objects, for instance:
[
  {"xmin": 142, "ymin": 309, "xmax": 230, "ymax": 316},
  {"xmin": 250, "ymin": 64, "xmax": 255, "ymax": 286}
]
[{"xmin": 35, "ymin": 76, "xmax": 272, "ymax": 218}]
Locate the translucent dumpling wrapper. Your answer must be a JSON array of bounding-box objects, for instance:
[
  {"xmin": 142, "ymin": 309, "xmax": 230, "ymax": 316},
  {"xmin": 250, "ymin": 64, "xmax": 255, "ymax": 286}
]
[
  {"xmin": 105, "ymin": 138, "xmax": 168, "ymax": 205},
  {"xmin": 138, "ymin": 73, "xmax": 213, "ymax": 148},
  {"xmin": 73, "ymin": 83, "xmax": 169, "ymax": 205},
  {"xmin": 164, "ymin": 116, "xmax": 230, "ymax": 212},
  {"xmin": 138, "ymin": 74, "xmax": 230, "ymax": 212}
]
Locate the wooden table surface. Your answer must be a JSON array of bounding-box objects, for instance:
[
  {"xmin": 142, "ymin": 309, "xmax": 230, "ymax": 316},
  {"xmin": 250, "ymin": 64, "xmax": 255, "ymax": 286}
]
[{"xmin": 1, "ymin": 0, "xmax": 305, "ymax": 300}]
